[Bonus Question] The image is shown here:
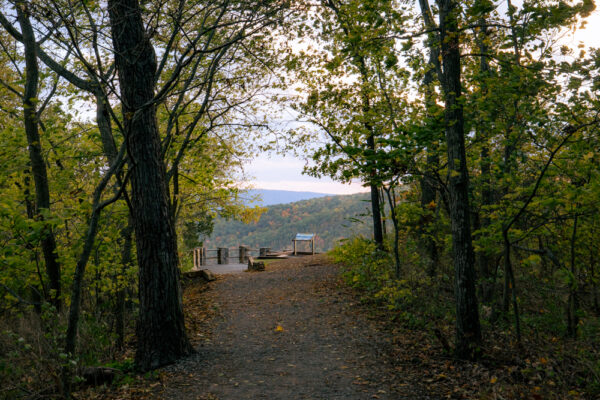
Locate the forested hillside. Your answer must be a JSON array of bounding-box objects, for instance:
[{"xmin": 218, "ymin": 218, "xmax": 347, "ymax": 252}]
[{"xmin": 206, "ymin": 193, "xmax": 373, "ymax": 251}]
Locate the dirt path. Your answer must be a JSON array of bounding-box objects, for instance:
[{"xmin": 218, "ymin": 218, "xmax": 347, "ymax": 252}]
[{"xmin": 153, "ymin": 255, "xmax": 409, "ymax": 399}]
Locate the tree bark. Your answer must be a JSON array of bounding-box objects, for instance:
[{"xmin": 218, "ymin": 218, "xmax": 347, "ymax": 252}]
[
  {"xmin": 360, "ymin": 64, "xmax": 384, "ymax": 249},
  {"xmin": 96, "ymin": 91, "xmax": 118, "ymax": 161},
  {"xmin": 17, "ymin": 4, "xmax": 61, "ymax": 310},
  {"xmin": 438, "ymin": 0, "xmax": 482, "ymax": 360},
  {"xmin": 475, "ymin": 15, "xmax": 494, "ymax": 304},
  {"xmin": 115, "ymin": 217, "xmax": 133, "ymax": 350},
  {"xmin": 369, "ymin": 183, "xmax": 384, "ymax": 247},
  {"xmin": 107, "ymin": 0, "xmax": 192, "ymax": 371},
  {"xmin": 384, "ymin": 185, "xmax": 401, "ymax": 277},
  {"xmin": 420, "ymin": 152, "xmax": 439, "ymax": 277},
  {"xmin": 567, "ymin": 213, "xmax": 579, "ymax": 338},
  {"xmin": 420, "ymin": 44, "xmax": 440, "ymax": 277},
  {"xmin": 501, "ymin": 0, "xmax": 522, "ymax": 313},
  {"xmin": 379, "ymin": 186, "xmax": 387, "ymax": 236},
  {"xmin": 502, "ymin": 230, "xmax": 521, "ymax": 343}
]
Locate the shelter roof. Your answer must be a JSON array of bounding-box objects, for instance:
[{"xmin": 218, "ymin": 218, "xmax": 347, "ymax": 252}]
[{"xmin": 294, "ymin": 233, "xmax": 315, "ymax": 241}]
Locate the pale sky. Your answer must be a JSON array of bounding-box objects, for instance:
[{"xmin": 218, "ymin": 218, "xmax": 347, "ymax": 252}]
[
  {"xmin": 244, "ymin": 156, "xmax": 368, "ymax": 194},
  {"xmin": 567, "ymin": 4, "xmax": 600, "ymax": 48},
  {"xmin": 244, "ymin": 4, "xmax": 600, "ymax": 195}
]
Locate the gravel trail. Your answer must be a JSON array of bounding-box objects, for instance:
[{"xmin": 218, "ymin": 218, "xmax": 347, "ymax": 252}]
[{"xmin": 153, "ymin": 255, "xmax": 401, "ymax": 399}]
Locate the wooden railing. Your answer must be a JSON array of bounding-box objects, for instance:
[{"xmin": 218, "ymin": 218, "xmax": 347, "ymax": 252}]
[{"xmin": 192, "ymin": 246, "xmax": 273, "ymax": 268}]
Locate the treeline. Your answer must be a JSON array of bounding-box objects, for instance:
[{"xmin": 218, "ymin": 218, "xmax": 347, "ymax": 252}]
[
  {"xmin": 284, "ymin": 0, "xmax": 600, "ymax": 379},
  {"xmin": 0, "ymin": 0, "xmax": 280, "ymax": 397},
  {"xmin": 0, "ymin": 0, "xmax": 599, "ymax": 398},
  {"xmin": 207, "ymin": 193, "xmax": 373, "ymax": 252}
]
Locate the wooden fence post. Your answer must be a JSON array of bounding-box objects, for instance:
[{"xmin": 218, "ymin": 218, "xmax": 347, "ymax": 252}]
[
  {"xmin": 259, "ymin": 247, "xmax": 270, "ymax": 258},
  {"xmin": 217, "ymin": 247, "xmax": 229, "ymax": 264},
  {"xmin": 193, "ymin": 247, "xmax": 203, "ymax": 269},
  {"xmin": 239, "ymin": 246, "xmax": 248, "ymax": 263}
]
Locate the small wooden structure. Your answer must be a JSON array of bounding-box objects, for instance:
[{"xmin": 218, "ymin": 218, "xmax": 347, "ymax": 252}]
[
  {"xmin": 192, "ymin": 247, "xmax": 206, "ymax": 268},
  {"xmin": 247, "ymin": 256, "xmax": 265, "ymax": 271},
  {"xmin": 293, "ymin": 233, "xmax": 315, "ymax": 256}
]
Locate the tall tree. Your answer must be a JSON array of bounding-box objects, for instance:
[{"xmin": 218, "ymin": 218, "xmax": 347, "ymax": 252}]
[
  {"xmin": 289, "ymin": 0, "xmax": 406, "ymax": 249},
  {"xmin": 107, "ymin": 0, "xmax": 193, "ymax": 370},
  {"xmin": 16, "ymin": 2, "xmax": 62, "ymax": 309},
  {"xmin": 418, "ymin": 5, "xmax": 443, "ymax": 277},
  {"xmin": 1, "ymin": 0, "xmax": 285, "ymax": 372},
  {"xmin": 436, "ymin": 0, "xmax": 481, "ymax": 359}
]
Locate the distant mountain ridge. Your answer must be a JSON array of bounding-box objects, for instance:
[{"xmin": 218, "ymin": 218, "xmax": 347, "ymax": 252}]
[
  {"xmin": 207, "ymin": 192, "xmax": 373, "ymax": 252},
  {"xmin": 243, "ymin": 189, "xmax": 335, "ymax": 206}
]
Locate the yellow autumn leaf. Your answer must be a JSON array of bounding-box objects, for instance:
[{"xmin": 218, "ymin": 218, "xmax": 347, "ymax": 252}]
[
  {"xmin": 275, "ymin": 325, "xmax": 284, "ymax": 332},
  {"xmin": 490, "ymin": 376, "xmax": 498, "ymax": 384}
]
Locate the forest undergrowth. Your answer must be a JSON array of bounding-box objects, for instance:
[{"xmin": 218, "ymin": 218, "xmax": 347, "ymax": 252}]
[
  {"xmin": 31, "ymin": 245, "xmax": 599, "ymax": 400},
  {"xmin": 331, "ymin": 237, "xmax": 600, "ymax": 399}
]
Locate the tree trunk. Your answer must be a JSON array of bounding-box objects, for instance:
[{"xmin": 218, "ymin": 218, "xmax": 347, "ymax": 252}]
[
  {"xmin": 502, "ymin": 231, "xmax": 521, "ymax": 343},
  {"xmin": 438, "ymin": 0, "xmax": 481, "ymax": 360},
  {"xmin": 477, "ymin": 141, "xmax": 494, "ymax": 304},
  {"xmin": 475, "ymin": 16, "xmax": 494, "ymax": 304},
  {"xmin": 96, "ymin": 91, "xmax": 118, "ymax": 161},
  {"xmin": 95, "ymin": 90, "xmax": 133, "ymax": 351},
  {"xmin": 323, "ymin": 1, "xmax": 384, "ymax": 249},
  {"xmin": 384, "ymin": 186, "xmax": 401, "ymax": 277},
  {"xmin": 356, "ymin": 56, "xmax": 384, "ymax": 249},
  {"xmin": 362, "ymin": 87, "xmax": 383, "ymax": 249},
  {"xmin": 420, "ymin": 46, "xmax": 440, "ymax": 277},
  {"xmin": 17, "ymin": 5, "xmax": 61, "ymax": 310},
  {"xmin": 379, "ymin": 186, "xmax": 387, "ymax": 236},
  {"xmin": 567, "ymin": 214, "xmax": 579, "ymax": 338},
  {"xmin": 171, "ymin": 163, "xmax": 179, "ymax": 224},
  {"xmin": 369, "ymin": 181, "xmax": 384, "ymax": 248},
  {"xmin": 591, "ymin": 245, "xmax": 600, "ymax": 316},
  {"xmin": 502, "ymin": 237, "xmax": 511, "ymax": 313},
  {"xmin": 115, "ymin": 217, "xmax": 133, "ymax": 350},
  {"xmin": 420, "ymin": 150, "xmax": 439, "ymax": 277},
  {"xmin": 107, "ymin": 0, "xmax": 192, "ymax": 371}
]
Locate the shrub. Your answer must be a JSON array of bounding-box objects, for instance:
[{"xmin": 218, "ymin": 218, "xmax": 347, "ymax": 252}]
[{"xmin": 330, "ymin": 236, "xmax": 448, "ymax": 327}]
